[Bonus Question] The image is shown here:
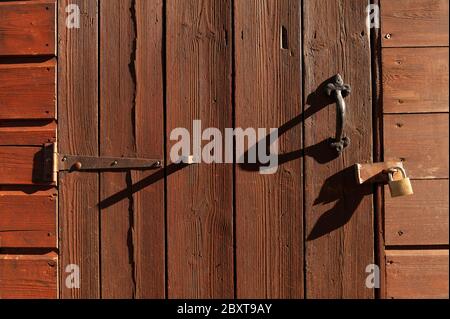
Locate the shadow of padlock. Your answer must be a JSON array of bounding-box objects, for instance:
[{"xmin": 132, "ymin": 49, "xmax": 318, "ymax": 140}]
[{"xmin": 387, "ymin": 166, "xmax": 414, "ymax": 197}]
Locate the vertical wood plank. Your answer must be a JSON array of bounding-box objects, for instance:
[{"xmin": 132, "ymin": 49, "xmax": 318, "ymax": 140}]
[
  {"xmin": 303, "ymin": 0, "xmax": 374, "ymax": 298},
  {"xmin": 234, "ymin": 0, "xmax": 304, "ymax": 298},
  {"xmin": 58, "ymin": 0, "xmax": 100, "ymax": 299},
  {"xmin": 166, "ymin": 0, "xmax": 234, "ymax": 298},
  {"xmin": 99, "ymin": 0, "xmax": 165, "ymax": 298},
  {"xmin": 100, "ymin": 0, "xmax": 136, "ymax": 298},
  {"xmin": 133, "ymin": 0, "xmax": 165, "ymax": 298}
]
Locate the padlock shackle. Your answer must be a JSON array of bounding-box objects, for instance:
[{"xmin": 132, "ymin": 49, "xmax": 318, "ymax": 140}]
[{"xmin": 387, "ymin": 166, "xmax": 407, "ymax": 181}]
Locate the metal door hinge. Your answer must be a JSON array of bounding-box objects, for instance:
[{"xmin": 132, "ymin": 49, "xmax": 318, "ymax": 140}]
[{"xmin": 42, "ymin": 143, "xmax": 163, "ymax": 183}]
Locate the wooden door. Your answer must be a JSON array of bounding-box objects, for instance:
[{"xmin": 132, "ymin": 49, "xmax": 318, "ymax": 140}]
[
  {"xmin": 55, "ymin": 0, "xmax": 374, "ymax": 299},
  {"xmin": 1, "ymin": 0, "xmax": 375, "ymax": 298}
]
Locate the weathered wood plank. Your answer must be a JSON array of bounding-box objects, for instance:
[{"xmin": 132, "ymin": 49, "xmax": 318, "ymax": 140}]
[
  {"xmin": 99, "ymin": 0, "xmax": 165, "ymax": 299},
  {"xmin": 0, "ymin": 59, "xmax": 56, "ymax": 120},
  {"xmin": 383, "ymin": 48, "xmax": 449, "ymax": 113},
  {"xmin": 384, "ymin": 114, "xmax": 449, "ymax": 179},
  {"xmin": 381, "ymin": 0, "xmax": 449, "ymax": 47},
  {"xmin": 385, "ymin": 179, "xmax": 449, "ymax": 246},
  {"xmin": 99, "ymin": 0, "xmax": 138, "ymax": 299},
  {"xmin": 0, "ymin": 188, "xmax": 56, "ymax": 248},
  {"xmin": 0, "ymin": 146, "xmax": 50, "ymax": 185},
  {"xmin": 132, "ymin": 0, "xmax": 165, "ymax": 299},
  {"xmin": 166, "ymin": 0, "xmax": 234, "ymax": 298},
  {"xmin": 386, "ymin": 250, "xmax": 449, "ymax": 299},
  {"xmin": 0, "ymin": 1, "xmax": 56, "ymax": 56},
  {"xmin": 234, "ymin": 0, "xmax": 303, "ymax": 298},
  {"xmin": 58, "ymin": 0, "xmax": 99, "ymax": 299},
  {"xmin": 0, "ymin": 253, "xmax": 57, "ymax": 299},
  {"xmin": 0, "ymin": 121, "xmax": 56, "ymax": 146},
  {"xmin": 99, "ymin": 0, "xmax": 135, "ymax": 299},
  {"xmin": 303, "ymin": 0, "xmax": 374, "ymax": 298}
]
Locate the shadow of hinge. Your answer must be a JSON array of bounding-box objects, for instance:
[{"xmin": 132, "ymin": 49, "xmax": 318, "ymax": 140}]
[{"xmin": 42, "ymin": 143, "xmax": 163, "ymax": 184}]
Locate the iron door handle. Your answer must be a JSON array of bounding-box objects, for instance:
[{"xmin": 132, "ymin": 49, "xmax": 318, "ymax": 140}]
[{"xmin": 325, "ymin": 74, "xmax": 351, "ymax": 153}]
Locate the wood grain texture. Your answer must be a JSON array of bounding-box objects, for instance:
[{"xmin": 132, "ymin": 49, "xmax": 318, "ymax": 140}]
[
  {"xmin": 0, "ymin": 1, "xmax": 55, "ymax": 56},
  {"xmin": 381, "ymin": 0, "xmax": 449, "ymax": 47},
  {"xmin": 384, "ymin": 114, "xmax": 449, "ymax": 179},
  {"xmin": 0, "ymin": 59, "xmax": 56, "ymax": 120},
  {"xmin": 385, "ymin": 179, "xmax": 449, "ymax": 246},
  {"xmin": 0, "ymin": 253, "xmax": 57, "ymax": 299},
  {"xmin": 132, "ymin": 0, "xmax": 165, "ymax": 299},
  {"xmin": 58, "ymin": 0, "xmax": 99, "ymax": 299},
  {"xmin": 0, "ymin": 121, "xmax": 56, "ymax": 146},
  {"xmin": 100, "ymin": 0, "xmax": 136, "ymax": 299},
  {"xmin": 234, "ymin": 0, "xmax": 303, "ymax": 298},
  {"xmin": 303, "ymin": 0, "xmax": 374, "ymax": 298},
  {"xmin": 0, "ymin": 146, "xmax": 50, "ymax": 185},
  {"xmin": 382, "ymin": 48, "xmax": 449, "ymax": 113},
  {"xmin": 386, "ymin": 250, "xmax": 449, "ymax": 299},
  {"xmin": 99, "ymin": 0, "xmax": 165, "ymax": 299},
  {"xmin": 0, "ymin": 188, "xmax": 56, "ymax": 248},
  {"xmin": 166, "ymin": 0, "xmax": 234, "ymax": 298}
]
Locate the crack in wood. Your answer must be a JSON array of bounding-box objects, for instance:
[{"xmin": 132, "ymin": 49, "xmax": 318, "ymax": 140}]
[
  {"xmin": 129, "ymin": 0, "xmax": 138, "ymax": 151},
  {"xmin": 128, "ymin": 0, "xmax": 138, "ymax": 298}
]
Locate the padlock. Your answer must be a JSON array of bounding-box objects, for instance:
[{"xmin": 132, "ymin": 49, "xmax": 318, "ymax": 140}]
[{"xmin": 387, "ymin": 166, "xmax": 413, "ymax": 197}]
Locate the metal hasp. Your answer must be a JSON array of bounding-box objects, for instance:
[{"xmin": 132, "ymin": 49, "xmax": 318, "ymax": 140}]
[
  {"xmin": 325, "ymin": 74, "xmax": 352, "ymax": 153},
  {"xmin": 355, "ymin": 161, "xmax": 404, "ymax": 184},
  {"xmin": 57, "ymin": 154, "xmax": 162, "ymax": 172}
]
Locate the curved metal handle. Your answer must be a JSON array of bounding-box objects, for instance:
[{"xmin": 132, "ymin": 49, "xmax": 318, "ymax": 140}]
[{"xmin": 324, "ymin": 74, "xmax": 351, "ymax": 153}]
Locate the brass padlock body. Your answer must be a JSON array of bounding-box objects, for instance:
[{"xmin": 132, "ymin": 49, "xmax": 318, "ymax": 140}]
[{"xmin": 388, "ymin": 167, "xmax": 413, "ymax": 197}]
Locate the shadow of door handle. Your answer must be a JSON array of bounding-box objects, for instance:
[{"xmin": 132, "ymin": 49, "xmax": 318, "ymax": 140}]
[{"xmin": 324, "ymin": 74, "xmax": 352, "ymax": 153}]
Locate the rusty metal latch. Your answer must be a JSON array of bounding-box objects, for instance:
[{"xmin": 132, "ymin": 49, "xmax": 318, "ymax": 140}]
[{"xmin": 42, "ymin": 143, "xmax": 162, "ymax": 183}]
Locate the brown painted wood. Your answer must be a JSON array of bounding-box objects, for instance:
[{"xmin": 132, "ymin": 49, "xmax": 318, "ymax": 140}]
[
  {"xmin": 58, "ymin": 0, "xmax": 100, "ymax": 299},
  {"xmin": 0, "ymin": 121, "xmax": 56, "ymax": 146},
  {"xmin": 0, "ymin": 146, "xmax": 51, "ymax": 185},
  {"xmin": 383, "ymin": 48, "xmax": 449, "ymax": 114},
  {"xmin": 234, "ymin": 0, "xmax": 303, "ymax": 298},
  {"xmin": 0, "ymin": 59, "xmax": 56, "ymax": 120},
  {"xmin": 381, "ymin": 0, "xmax": 449, "ymax": 47},
  {"xmin": 0, "ymin": 188, "xmax": 56, "ymax": 248},
  {"xmin": 99, "ymin": 0, "xmax": 134, "ymax": 299},
  {"xmin": 0, "ymin": 1, "xmax": 55, "ymax": 56},
  {"xmin": 303, "ymin": 0, "xmax": 374, "ymax": 298},
  {"xmin": 0, "ymin": 253, "xmax": 57, "ymax": 299},
  {"xmin": 166, "ymin": 0, "xmax": 234, "ymax": 298},
  {"xmin": 386, "ymin": 250, "xmax": 449, "ymax": 299},
  {"xmin": 99, "ymin": 0, "xmax": 165, "ymax": 299},
  {"xmin": 384, "ymin": 114, "xmax": 449, "ymax": 179},
  {"xmin": 131, "ymin": 0, "xmax": 165, "ymax": 299},
  {"xmin": 385, "ymin": 179, "xmax": 449, "ymax": 246}
]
